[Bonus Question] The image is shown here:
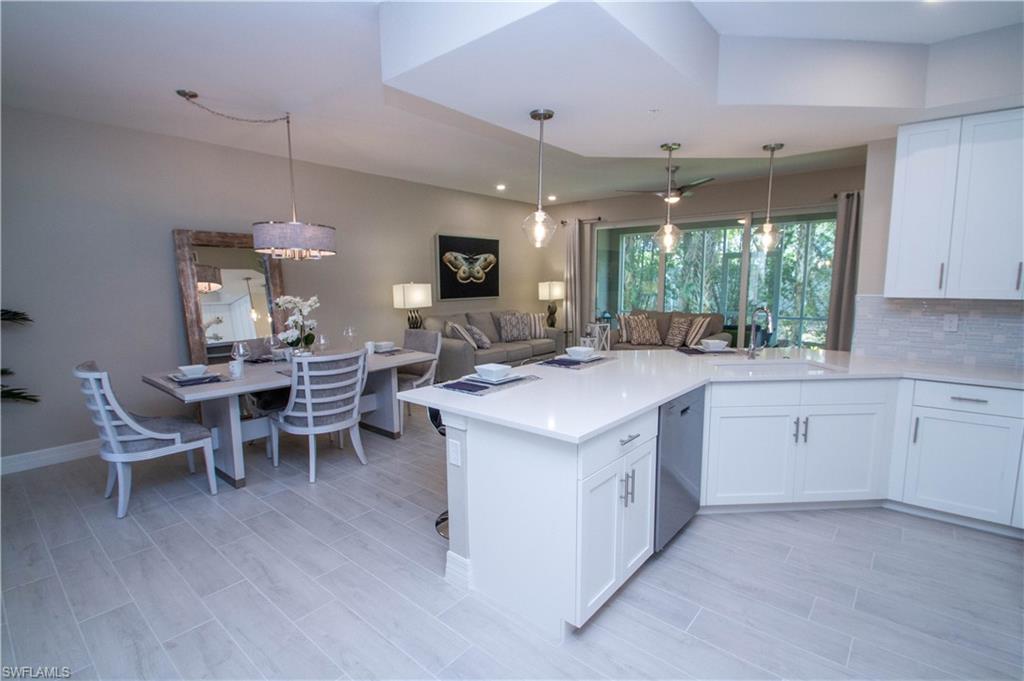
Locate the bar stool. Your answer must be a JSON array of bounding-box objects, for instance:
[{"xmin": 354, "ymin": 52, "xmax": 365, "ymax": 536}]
[{"xmin": 428, "ymin": 407, "xmax": 449, "ymax": 540}]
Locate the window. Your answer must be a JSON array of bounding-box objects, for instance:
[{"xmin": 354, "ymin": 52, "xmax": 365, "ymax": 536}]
[{"xmin": 594, "ymin": 212, "xmax": 837, "ymax": 348}]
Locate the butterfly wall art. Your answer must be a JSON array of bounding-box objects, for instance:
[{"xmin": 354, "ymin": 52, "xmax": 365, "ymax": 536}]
[{"xmin": 436, "ymin": 234, "xmax": 500, "ymax": 299}]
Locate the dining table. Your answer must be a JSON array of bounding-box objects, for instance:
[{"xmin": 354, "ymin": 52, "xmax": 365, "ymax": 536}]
[{"xmin": 142, "ymin": 348, "xmax": 435, "ymax": 487}]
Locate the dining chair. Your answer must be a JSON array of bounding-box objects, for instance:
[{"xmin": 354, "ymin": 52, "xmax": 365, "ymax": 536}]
[
  {"xmin": 397, "ymin": 329, "xmax": 442, "ymax": 426},
  {"xmin": 268, "ymin": 349, "xmax": 368, "ymax": 483},
  {"xmin": 74, "ymin": 361, "xmax": 217, "ymax": 518}
]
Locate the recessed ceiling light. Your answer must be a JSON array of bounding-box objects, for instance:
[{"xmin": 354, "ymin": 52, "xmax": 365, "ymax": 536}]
[
  {"xmin": 548, "ymin": 195, "xmax": 557, "ymax": 201},
  {"xmin": 496, "ymin": 184, "xmax": 506, "ymax": 191},
  {"xmin": 737, "ymin": 219, "xmax": 746, "ymax": 224}
]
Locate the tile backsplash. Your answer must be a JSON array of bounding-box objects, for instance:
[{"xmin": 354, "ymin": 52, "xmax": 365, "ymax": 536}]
[{"xmin": 852, "ymin": 295, "xmax": 1024, "ymax": 371}]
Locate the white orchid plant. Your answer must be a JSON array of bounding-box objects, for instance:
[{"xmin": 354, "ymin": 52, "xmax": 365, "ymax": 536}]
[{"xmin": 274, "ymin": 295, "xmax": 319, "ymax": 350}]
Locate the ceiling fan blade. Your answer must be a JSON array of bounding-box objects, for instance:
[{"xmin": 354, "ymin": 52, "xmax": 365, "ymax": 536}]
[
  {"xmin": 614, "ymin": 188, "xmax": 667, "ymax": 194},
  {"xmin": 678, "ymin": 177, "xmax": 715, "ymax": 191}
]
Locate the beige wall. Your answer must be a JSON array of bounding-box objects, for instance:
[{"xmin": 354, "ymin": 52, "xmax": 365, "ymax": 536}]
[
  {"xmin": 547, "ymin": 165, "xmax": 866, "ymax": 227},
  {"xmin": 859, "ymin": 138, "xmax": 897, "ymax": 294},
  {"xmin": 1, "ymin": 107, "xmax": 562, "ymax": 455}
]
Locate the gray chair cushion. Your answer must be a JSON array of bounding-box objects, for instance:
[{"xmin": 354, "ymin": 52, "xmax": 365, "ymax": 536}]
[
  {"xmin": 523, "ymin": 338, "xmax": 556, "ymax": 356},
  {"xmin": 118, "ymin": 415, "xmax": 210, "ymax": 452},
  {"xmin": 466, "ymin": 312, "xmax": 501, "ymax": 343},
  {"xmin": 397, "ymin": 372, "xmax": 422, "ymax": 391},
  {"xmin": 473, "ymin": 346, "xmax": 509, "ymax": 364}
]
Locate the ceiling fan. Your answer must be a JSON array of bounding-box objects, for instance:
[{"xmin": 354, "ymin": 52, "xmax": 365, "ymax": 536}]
[{"xmin": 617, "ymin": 143, "xmax": 715, "ymax": 203}]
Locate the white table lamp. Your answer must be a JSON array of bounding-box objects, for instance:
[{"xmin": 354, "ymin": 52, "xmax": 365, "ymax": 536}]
[
  {"xmin": 393, "ymin": 282, "xmax": 432, "ymax": 329},
  {"xmin": 538, "ymin": 281, "xmax": 565, "ymax": 328}
]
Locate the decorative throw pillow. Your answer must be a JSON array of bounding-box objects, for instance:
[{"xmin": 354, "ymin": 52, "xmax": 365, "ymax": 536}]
[
  {"xmin": 627, "ymin": 316, "xmax": 662, "ymax": 345},
  {"xmin": 685, "ymin": 315, "xmax": 712, "ymax": 347},
  {"xmin": 664, "ymin": 316, "xmax": 693, "ymax": 347},
  {"xmin": 499, "ymin": 312, "xmax": 531, "ymax": 342},
  {"xmin": 528, "ymin": 312, "xmax": 547, "ymax": 339},
  {"xmin": 616, "ymin": 311, "xmax": 645, "ymax": 344},
  {"xmin": 445, "ymin": 321, "xmax": 477, "ymax": 349},
  {"xmin": 465, "ymin": 324, "xmax": 492, "ymax": 349}
]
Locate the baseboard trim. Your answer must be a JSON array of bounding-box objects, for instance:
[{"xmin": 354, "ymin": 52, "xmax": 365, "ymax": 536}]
[
  {"xmin": 881, "ymin": 500, "xmax": 1024, "ymax": 539},
  {"xmin": 2, "ymin": 439, "xmax": 100, "ymax": 475},
  {"xmin": 445, "ymin": 551, "xmax": 471, "ymax": 590}
]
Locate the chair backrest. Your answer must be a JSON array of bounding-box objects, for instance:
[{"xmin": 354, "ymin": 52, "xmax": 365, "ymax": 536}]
[
  {"xmin": 403, "ymin": 329, "xmax": 442, "ymax": 385},
  {"xmin": 280, "ymin": 349, "xmax": 368, "ymax": 431},
  {"xmin": 73, "ymin": 361, "xmax": 176, "ymax": 454}
]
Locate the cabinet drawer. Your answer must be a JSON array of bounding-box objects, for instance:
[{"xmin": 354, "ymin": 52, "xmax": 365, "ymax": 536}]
[
  {"xmin": 801, "ymin": 379, "xmax": 891, "ymax": 406},
  {"xmin": 580, "ymin": 409, "xmax": 658, "ymax": 479},
  {"xmin": 914, "ymin": 381, "xmax": 1023, "ymax": 418},
  {"xmin": 710, "ymin": 381, "xmax": 801, "ymax": 407}
]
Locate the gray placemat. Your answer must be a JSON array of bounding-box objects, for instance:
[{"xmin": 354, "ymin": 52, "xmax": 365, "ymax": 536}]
[
  {"xmin": 435, "ymin": 374, "xmax": 541, "ymax": 396},
  {"xmin": 539, "ymin": 355, "xmax": 617, "ymax": 370}
]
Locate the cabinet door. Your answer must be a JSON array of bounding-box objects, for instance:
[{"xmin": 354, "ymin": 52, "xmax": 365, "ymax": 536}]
[
  {"xmin": 794, "ymin": 405, "xmax": 887, "ymax": 501},
  {"xmin": 1013, "ymin": 446, "xmax": 1024, "ymax": 530},
  {"xmin": 884, "ymin": 117, "xmax": 961, "ymax": 298},
  {"xmin": 575, "ymin": 458, "xmax": 624, "ymax": 624},
  {"xmin": 947, "ymin": 108, "xmax": 1024, "ymax": 300},
  {"xmin": 904, "ymin": 407, "xmax": 1024, "ymax": 524},
  {"xmin": 620, "ymin": 439, "xmax": 656, "ymax": 580},
  {"xmin": 706, "ymin": 406, "xmax": 799, "ymax": 505}
]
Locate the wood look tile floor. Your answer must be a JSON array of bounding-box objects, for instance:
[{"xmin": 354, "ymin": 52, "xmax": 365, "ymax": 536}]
[{"xmin": 2, "ymin": 406, "xmax": 1022, "ymax": 680}]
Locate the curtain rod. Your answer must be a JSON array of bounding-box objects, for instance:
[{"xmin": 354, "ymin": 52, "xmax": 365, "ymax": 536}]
[{"xmin": 559, "ymin": 217, "xmax": 603, "ymax": 225}]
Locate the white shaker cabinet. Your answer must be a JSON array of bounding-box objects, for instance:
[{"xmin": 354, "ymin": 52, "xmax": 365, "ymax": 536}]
[
  {"xmin": 793, "ymin": 404, "xmax": 888, "ymax": 502},
  {"xmin": 947, "ymin": 108, "xmax": 1024, "ymax": 300},
  {"xmin": 884, "ymin": 117, "xmax": 962, "ymax": 298},
  {"xmin": 706, "ymin": 406, "xmax": 799, "ymax": 505},
  {"xmin": 884, "ymin": 108, "xmax": 1024, "ymax": 300},
  {"xmin": 904, "ymin": 407, "xmax": 1024, "ymax": 525},
  {"xmin": 575, "ymin": 436, "xmax": 656, "ymax": 625}
]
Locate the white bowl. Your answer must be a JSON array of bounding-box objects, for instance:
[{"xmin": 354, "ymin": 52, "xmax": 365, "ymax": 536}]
[
  {"xmin": 474, "ymin": 363, "xmax": 510, "ymax": 381},
  {"xmin": 178, "ymin": 364, "xmax": 208, "ymax": 378},
  {"xmin": 373, "ymin": 341, "xmax": 395, "ymax": 352},
  {"xmin": 700, "ymin": 339, "xmax": 729, "ymax": 351},
  {"xmin": 565, "ymin": 346, "xmax": 596, "ymax": 360}
]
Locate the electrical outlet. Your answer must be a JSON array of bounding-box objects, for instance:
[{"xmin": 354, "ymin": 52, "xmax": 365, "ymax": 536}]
[
  {"xmin": 943, "ymin": 313, "xmax": 959, "ymax": 332},
  {"xmin": 447, "ymin": 440, "xmax": 462, "ymax": 467}
]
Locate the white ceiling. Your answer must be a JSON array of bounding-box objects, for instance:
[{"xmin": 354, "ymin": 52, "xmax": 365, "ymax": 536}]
[
  {"xmin": 1, "ymin": 2, "xmax": 1020, "ymax": 205},
  {"xmin": 693, "ymin": 1, "xmax": 1023, "ymax": 44}
]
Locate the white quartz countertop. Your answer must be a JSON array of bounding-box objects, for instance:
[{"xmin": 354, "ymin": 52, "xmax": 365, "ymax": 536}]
[{"xmin": 398, "ymin": 349, "xmax": 1023, "ymax": 444}]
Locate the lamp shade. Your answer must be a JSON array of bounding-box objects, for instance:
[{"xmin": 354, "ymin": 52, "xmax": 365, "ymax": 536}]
[
  {"xmin": 253, "ymin": 220, "xmax": 337, "ymax": 260},
  {"xmin": 538, "ymin": 281, "xmax": 565, "ymax": 301},
  {"xmin": 392, "ymin": 283, "xmax": 432, "ymax": 309},
  {"xmin": 195, "ymin": 264, "xmax": 223, "ymax": 293}
]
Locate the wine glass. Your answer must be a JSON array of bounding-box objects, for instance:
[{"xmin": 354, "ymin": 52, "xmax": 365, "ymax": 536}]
[
  {"xmin": 341, "ymin": 326, "xmax": 356, "ymax": 350},
  {"xmin": 230, "ymin": 341, "xmax": 251, "ymax": 362},
  {"xmin": 317, "ymin": 334, "xmax": 330, "ymax": 353}
]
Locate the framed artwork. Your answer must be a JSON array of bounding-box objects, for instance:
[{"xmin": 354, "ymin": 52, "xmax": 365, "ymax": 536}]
[{"xmin": 436, "ymin": 234, "xmax": 500, "ymax": 300}]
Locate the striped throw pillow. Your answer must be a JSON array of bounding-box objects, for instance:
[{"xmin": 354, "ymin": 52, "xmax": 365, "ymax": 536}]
[
  {"xmin": 528, "ymin": 312, "xmax": 547, "ymax": 339},
  {"xmin": 664, "ymin": 316, "xmax": 693, "ymax": 347},
  {"xmin": 445, "ymin": 321, "xmax": 477, "ymax": 349},
  {"xmin": 616, "ymin": 311, "xmax": 646, "ymax": 344},
  {"xmin": 465, "ymin": 324, "xmax": 491, "ymax": 349},
  {"xmin": 499, "ymin": 312, "xmax": 531, "ymax": 342},
  {"xmin": 627, "ymin": 316, "xmax": 662, "ymax": 345},
  {"xmin": 685, "ymin": 315, "xmax": 712, "ymax": 347}
]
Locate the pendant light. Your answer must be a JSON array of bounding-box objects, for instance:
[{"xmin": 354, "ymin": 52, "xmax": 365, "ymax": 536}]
[
  {"xmin": 656, "ymin": 143, "xmax": 681, "ymax": 253},
  {"xmin": 244, "ymin": 277, "xmax": 260, "ymax": 322},
  {"xmin": 195, "ymin": 264, "xmax": 222, "ymax": 294},
  {"xmin": 522, "ymin": 109, "xmax": 558, "ymax": 248},
  {"xmin": 176, "ymin": 90, "xmax": 336, "ymax": 261},
  {"xmin": 758, "ymin": 143, "xmax": 784, "ymax": 251}
]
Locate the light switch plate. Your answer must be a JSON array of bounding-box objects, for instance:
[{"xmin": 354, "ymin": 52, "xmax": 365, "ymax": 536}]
[
  {"xmin": 943, "ymin": 313, "xmax": 959, "ymax": 332},
  {"xmin": 447, "ymin": 440, "xmax": 462, "ymax": 467}
]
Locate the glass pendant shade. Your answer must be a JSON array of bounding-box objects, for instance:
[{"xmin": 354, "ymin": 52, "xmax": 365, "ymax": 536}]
[
  {"xmin": 758, "ymin": 143, "xmax": 784, "ymax": 251},
  {"xmin": 658, "ymin": 222, "xmax": 679, "ymax": 253},
  {"xmin": 523, "ymin": 210, "xmax": 557, "ymax": 248},
  {"xmin": 195, "ymin": 264, "xmax": 222, "ymax": 293}
]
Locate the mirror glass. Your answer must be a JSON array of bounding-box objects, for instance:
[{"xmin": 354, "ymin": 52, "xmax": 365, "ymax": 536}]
[{"xmin": 194, "ymin": 247, "xmax": 274, "ymax": 356}]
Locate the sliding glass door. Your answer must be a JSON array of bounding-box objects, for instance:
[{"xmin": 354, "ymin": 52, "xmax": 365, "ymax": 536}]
[{"xmin": 595, "ymin": 211, "xmax": 837, "ymax": 348}]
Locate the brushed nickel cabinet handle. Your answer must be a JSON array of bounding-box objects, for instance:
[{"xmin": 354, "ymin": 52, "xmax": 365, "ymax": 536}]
[
  {"xmin": 951, "ymin": 396, "xmax": 989, "ymax": 404},
  {"xmin": 1016, "ymin": 262, "xmax": 1022, "ymax": 291},
  {"xmin": 802, "ymin": 417, "xmax": 809, "ymax": 443},
  {"xmin": 628, "ymin": 469, "xmax": 637, "ymax": 504},
  {"xmin": 938, "ymin": 263, "xmax": 945, "ymax": 289},
  {"xmin": 620, "ymin": 477, "xmax": 629, "ymax": 508},
  {"xmin": 619, "ymin": 433, "xmax": 640, "ymax": 447},
  {"xmin": 912, "ymin": 416, "xmax": 920, "ymax": 444},
  {"xmin": 793, "ymin": 417, "xmax": 800, "ymax": 443}
]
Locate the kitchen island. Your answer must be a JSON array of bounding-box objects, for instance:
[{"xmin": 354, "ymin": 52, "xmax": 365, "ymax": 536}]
[{"xmin": 398, "ymin": 349, "xmax": 1024, "ymax": 637}]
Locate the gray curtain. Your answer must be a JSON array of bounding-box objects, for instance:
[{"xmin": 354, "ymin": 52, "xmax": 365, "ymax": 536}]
[
  {"xmin": 826, "ymin": 191, "xmax": 862, "ymax": 351},
  {"xmin": 564, "ymin": 219, "xmax": 596, "ymax": 345}
]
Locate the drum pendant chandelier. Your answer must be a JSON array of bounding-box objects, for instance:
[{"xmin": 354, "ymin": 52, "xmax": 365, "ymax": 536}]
[{"xmin": 176, "ymin": 90, "xmax": 336, "ymax": 261}]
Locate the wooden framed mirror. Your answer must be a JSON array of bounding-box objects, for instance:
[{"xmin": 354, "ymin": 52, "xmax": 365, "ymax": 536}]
[{"xmin": 174, "ymin": 229, "xmax": 286, "ymax": 364}]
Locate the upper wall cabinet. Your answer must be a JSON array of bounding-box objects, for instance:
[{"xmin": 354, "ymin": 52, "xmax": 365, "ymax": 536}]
[{"xmin": 884, "ymin": 108, "xmax": 1023, "ymax": 300}]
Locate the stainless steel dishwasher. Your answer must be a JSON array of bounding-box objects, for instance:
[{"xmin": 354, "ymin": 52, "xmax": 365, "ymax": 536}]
[{"xmin": 655, "ymin": 386, "xmax": 704, "ymax": 551}]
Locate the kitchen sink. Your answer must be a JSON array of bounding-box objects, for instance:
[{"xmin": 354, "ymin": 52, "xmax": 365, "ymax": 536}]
[{"xmin": 709, "ymin": 360, "xmax": 840, "ymax": 378}]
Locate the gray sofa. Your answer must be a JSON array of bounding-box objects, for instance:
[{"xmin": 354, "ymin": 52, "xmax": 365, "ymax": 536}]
[
  {"xmin": 610, "ymin": 311, "xmax": 732, "ymax": 350},
  {"xmin": 423, "ymin": 311, "xmax": 565, "ymax": 382}
]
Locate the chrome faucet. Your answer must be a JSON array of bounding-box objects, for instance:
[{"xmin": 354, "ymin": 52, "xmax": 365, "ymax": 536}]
[{"xmin": 748, "ymin": 305, "xmax": 774, "ymax": 359}]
